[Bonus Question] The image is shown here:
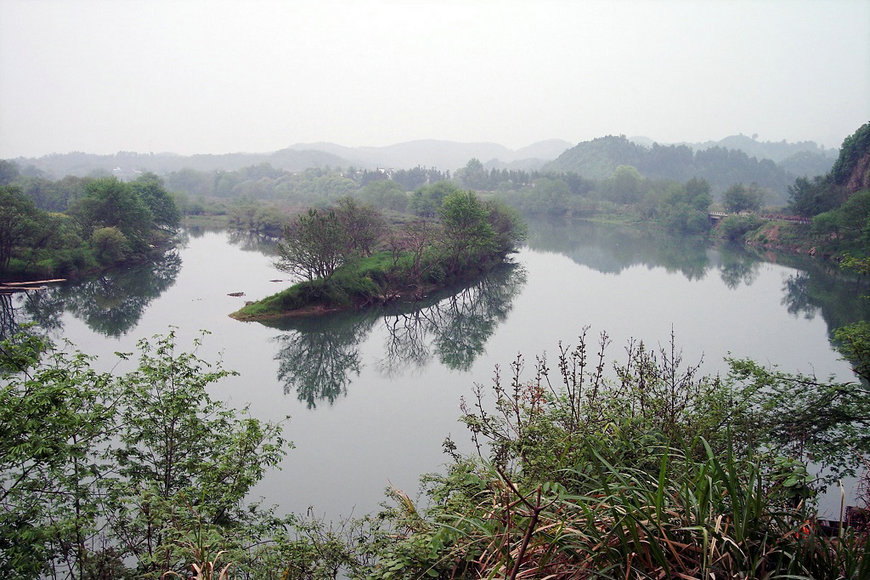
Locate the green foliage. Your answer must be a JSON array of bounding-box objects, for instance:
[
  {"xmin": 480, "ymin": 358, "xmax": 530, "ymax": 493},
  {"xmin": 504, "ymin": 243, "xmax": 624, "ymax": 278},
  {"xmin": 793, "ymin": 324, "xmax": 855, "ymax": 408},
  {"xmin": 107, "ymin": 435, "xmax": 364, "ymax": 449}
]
[
  {"xmin": 787, "ymin": 123, "xmax": 870, "ymax": 223},
  {"xmin": 227, "ymin": 202, "xmax": 290, "ymax": 237},
  {"xmin": 366, "ymin": 328, "xmax": 869, "ymax": 578},
  {"xmin": 831, "ymin": 121, "xmax": 870, "ymax": 187},
  {"xmin": 244, "ymin": 192, "xmax": 524, "ymax": 319},
  {"xmin": 789, "ymin": 174, "xmax": 839, "ymax": 217},
  {"xmin": 455, "ymin": 158, "xmax": 489, "ymax": 190},
  {"xmin": 723, "ymin": 183, "xmax": 766, "ymax": 213},
  {"xmin": 0, "ymin": 331, "xmax": 115, "ymax": 578},
  {"xmin": 0, "ymin": 160, "xmax": 20, "ymax": 186},
  {"xmin": 0, "ymin": 330, "xmax": 290, "ymax": 578},
  {"xmin": 439, "ymin": 190, "xmax": 496, "ymax": 273},
  {"xmin": 726, "ymin": 356, "xmax": 870, "ymax": 482},
  {"xmin": 71, "ymin": 177, "xmax": 155, "ymax": 251},
  {"xmin": 0, "ymin": 185, "xmax": 46, "ymax": 272},
  {"xmin": 545, "ymin": 135, "xmax": 794, "ymax": 197},
  {"xmin": 811, "ymin": 190, "xmax": 870, "ymax": 250},
  {"xmin": 1, "ymin": 173, "xmax": 181, "ymax": 280},
  {"xmin": 334, "ymin": 196, "xmax": 387, "ymax": 257},
  {"xmin": 718, "ymin": 213, "xmax": 764, "ymax": 242},
  {"xmin": 90, "ymin": 226, "xmax": 129, "ymax": 264},
  {"xmin": 409, "ymin": 181, "xmax": 461, "ymax": 217},
  {"xmin": 606, "ymin": 164, "xmax": 645, "ymax": 203},
  {"xmin": 130, "ymin": 172, "xmax": 181, "ymax": 230},
  {"xmin": 657, "ymin": 179, "xmax": 712, "ymax": 235},
  {"xmin": 359, "ymin": 179, "xmax": 409, "ymax": 212},
  {"xmin": 276, "ymin": 208, "xmax": 350, "ymax": 281}
]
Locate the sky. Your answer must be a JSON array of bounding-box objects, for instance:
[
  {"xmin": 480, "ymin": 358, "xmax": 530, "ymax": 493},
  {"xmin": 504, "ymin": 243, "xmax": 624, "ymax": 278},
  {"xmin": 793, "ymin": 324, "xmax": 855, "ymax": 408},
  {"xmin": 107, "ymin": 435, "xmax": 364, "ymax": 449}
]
[{"xmin": 1, "ymin": 0, "xmax": 868, "ymax": 158}]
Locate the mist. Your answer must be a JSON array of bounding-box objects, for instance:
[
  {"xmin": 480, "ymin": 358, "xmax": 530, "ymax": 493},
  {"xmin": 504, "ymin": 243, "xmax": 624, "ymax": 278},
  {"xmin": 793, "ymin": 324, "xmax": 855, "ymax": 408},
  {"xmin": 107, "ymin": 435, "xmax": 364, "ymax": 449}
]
[{"xmin": 1, "ymin": 0, "xmax": 868, "ymax": 158}]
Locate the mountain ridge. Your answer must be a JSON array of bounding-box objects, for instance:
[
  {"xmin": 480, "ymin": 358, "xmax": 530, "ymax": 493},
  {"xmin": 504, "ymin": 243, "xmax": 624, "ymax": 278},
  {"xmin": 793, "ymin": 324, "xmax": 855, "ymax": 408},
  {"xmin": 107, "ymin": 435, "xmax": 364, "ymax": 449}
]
[{"xmin": 8, "ymin": 135, "xmax": 836, "ymax": 183}]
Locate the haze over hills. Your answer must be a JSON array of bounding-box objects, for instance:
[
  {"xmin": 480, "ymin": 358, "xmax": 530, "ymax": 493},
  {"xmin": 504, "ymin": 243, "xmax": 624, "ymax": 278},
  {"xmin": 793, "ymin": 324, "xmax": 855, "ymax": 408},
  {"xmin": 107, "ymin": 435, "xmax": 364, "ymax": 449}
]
[
  {"xmin": 285, "ymin": 139, "xmax": 573, "ymax": 172},
  {"xmin": 7, "ymin": 134, "xmax": 839, "ymax": 192}
]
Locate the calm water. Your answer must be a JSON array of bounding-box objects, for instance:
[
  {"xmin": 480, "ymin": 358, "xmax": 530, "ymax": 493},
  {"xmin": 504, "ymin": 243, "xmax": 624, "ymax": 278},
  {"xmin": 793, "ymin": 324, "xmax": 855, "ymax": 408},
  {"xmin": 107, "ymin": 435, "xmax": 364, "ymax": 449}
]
[{"xmin": 6, "ymin": 220, "xmax": 867, "ymax": 519}]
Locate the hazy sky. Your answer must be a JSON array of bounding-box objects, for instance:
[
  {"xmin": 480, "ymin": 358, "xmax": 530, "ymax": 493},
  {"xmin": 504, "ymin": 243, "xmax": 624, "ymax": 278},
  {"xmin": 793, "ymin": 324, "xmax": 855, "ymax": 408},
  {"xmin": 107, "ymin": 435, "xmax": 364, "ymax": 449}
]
[{"xmin": 1, "ymin": 0, "xmax": 868, "ymax": 158}]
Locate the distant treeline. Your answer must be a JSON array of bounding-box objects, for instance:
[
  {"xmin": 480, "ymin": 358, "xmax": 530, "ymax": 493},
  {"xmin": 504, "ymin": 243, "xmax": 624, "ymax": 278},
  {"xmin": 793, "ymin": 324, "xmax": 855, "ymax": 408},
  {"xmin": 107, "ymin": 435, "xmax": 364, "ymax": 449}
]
[
  {"xmin": 544, "ymin": 135, "xmax": 825, "ymax": 203},
  {"xmin": 2, "ymin": 125, "xmax": 864, "ymax": 254}
]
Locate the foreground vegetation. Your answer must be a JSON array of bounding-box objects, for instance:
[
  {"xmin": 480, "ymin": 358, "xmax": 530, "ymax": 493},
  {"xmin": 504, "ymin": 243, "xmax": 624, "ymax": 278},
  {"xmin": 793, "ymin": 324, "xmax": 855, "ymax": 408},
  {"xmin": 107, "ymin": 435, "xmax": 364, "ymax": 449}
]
[
  {"xmin": 2, "ymin": 325, "xmax": 868, "ymax": 578},
  {"xmin": 2, "ymin": 126, "xmax": 869, "ymax": 576}
]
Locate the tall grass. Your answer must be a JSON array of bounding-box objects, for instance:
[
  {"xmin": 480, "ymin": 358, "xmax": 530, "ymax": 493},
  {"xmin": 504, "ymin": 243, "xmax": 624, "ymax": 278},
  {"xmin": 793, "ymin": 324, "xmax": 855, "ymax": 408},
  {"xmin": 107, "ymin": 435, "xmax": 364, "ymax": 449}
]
[{"xmin": 367, "ymin": 330, "xmax": 868, "ymax": 579}]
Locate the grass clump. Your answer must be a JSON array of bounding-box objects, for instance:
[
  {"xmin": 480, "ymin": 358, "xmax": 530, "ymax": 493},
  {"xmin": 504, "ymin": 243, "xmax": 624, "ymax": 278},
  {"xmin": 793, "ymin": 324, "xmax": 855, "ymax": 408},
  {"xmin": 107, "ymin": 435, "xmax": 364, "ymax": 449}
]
[{"xmin": 364, "ymin": 328, "xmax": 869, "ymax": 579}]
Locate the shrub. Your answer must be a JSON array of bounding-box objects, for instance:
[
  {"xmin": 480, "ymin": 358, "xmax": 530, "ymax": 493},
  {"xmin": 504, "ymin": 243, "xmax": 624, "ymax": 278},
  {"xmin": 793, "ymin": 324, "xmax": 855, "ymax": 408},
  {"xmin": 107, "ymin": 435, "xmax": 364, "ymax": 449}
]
[
  {"xmin": 90, "ymin": 226, "xmax": 129, "ymax": 265},
  {"xmin": 366, "ymin": 328, "xmax": 869, "ymax": 579},
  {"xmin": 718, "ymin": 214, "xmax": 764, "ymax": 242}
]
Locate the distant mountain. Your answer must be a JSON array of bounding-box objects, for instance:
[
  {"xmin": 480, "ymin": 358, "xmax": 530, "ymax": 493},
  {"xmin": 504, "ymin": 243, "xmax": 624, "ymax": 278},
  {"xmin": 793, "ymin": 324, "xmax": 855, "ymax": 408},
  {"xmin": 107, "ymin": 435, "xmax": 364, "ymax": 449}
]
[
  {"xmin": 12, "ymin": 139, "xmax": 573, "ymax": 179},
  {"xmin": 546, "ymin": 135, "xmax": 800, "ymax": 204},
  {"xmin": 629, "ymin": 134, "xmax": 837, "ymax": 179},
  {"xmin": 688, "ymin": 134, "xmax": 838, "ymax": 163},
  {"xmin": 12, "ymin": 149, "xmax": 353, "ymax": 180},
  {"xmin": 286, "ymin": 139, "xmax": 573, "ymax": 171}
]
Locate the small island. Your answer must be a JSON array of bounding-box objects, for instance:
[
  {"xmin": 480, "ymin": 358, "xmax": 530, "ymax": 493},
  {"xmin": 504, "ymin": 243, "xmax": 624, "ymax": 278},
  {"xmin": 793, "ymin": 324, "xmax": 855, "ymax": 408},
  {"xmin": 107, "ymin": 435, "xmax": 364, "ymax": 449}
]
[{"xmin": 231, "ymin": 187, "xmax": 527, "ymax": 321}]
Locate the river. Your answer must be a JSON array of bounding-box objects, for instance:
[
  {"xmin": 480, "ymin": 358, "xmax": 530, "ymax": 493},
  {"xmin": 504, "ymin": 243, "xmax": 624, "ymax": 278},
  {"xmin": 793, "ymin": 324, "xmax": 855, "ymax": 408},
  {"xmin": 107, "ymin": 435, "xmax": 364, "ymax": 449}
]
[{"xmin": 5, "ymin": 219, "xmax": 867, "ymax": 521}]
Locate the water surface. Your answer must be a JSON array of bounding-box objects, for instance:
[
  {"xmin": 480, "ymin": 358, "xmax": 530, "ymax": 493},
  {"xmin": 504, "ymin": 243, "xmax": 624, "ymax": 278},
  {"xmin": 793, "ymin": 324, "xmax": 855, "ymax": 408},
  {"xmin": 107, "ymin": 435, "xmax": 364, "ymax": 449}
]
[{"xmin": 7, "ymin": 221, "xmax": 865, "ymax": 519}]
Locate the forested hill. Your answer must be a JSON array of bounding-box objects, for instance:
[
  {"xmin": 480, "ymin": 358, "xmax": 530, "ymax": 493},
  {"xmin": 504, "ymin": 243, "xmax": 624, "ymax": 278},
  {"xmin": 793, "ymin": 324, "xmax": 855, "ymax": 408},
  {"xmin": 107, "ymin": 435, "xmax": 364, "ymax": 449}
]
[
  {"xmin": 9, "ymin": 135, "xmax": 833, "ymax": 186},
  {"xmin": 544, "ymin": 135, "xmax": 831, "ymax": 199},
  {"xmin": 9, "ymin": 149, "xmax": 353, "ymax": 181},
  {"xmin": 830, "ymin": 123, "xmax": 870, "ymax": 194},
  {"xmin": 8, "ymin": 140, "xmax": 574, "ymax": 180}
]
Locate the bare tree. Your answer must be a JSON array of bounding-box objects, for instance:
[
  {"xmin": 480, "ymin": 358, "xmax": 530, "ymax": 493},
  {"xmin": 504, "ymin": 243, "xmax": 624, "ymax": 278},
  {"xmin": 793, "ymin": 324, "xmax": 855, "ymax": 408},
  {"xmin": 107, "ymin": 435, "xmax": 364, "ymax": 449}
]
[{"xmin": 276, "ymin": 208, "xmax": 349, "ymax": 281}]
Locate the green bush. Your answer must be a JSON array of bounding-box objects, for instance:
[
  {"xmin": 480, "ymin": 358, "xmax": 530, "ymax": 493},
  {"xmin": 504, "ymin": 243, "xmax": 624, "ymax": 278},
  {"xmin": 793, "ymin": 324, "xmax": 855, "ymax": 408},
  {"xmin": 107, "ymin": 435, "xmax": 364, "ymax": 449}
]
[
  {"xmin": 718, "ymin": 214, "xmax": 764, "ymax": 242},
  {"xmin": 365, "ymin": 329, "xmax": 870, "ymax": 579}
]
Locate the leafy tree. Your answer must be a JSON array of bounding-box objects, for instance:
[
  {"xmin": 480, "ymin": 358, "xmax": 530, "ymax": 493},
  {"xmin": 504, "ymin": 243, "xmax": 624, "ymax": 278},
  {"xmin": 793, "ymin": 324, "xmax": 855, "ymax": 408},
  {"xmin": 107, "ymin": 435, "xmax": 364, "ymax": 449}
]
[
  {"xmin": 91, "ymin": 226, "xmax": 130, "ymax": 264},
  {"xmin": 333, "ymin": 197, "xmax": 386, "ymax": 257},
  {"xmin": 718, "ymin": 214, "xmax": 763, "ymax": 242},
  {"xmin": 830, "ymin": 121, "xmax": 870, "ymax": 187},
  {"xmin": 439, "ymin": 190, "xmax": 496, "ymax": 273},
  {"xmin": 657, "ymin": 179, "xmax": 712, "ymax": 235},
  {"xmin": 276, "ymin": 208, "xmax": 350, "ymax": 281},
  {"xmin": 811, "ymin": 190, "xmax": 870, "ymax": 246},
  {"xmin": 723, "ymin": 183, "xmax": 765, "ymax": 213},
  {"xmin": 684, "ymin": 176, "xmax": 712, "ymax": 203},
  {"xmin": 456, "ymin": 158, "xmax": 489, "ymax": 190},
  {"xmin": 788, "ymin": 175, "xmax": 838, "ymax": 217},
  {"xmin": 70, "ymin": 177, "xmax": 154, "ymax": 251},
  {"xmin": 130, "ymin": 172, "xmax": 181, "ymax": 230},
  {"xmin": 109, "ymin": 331, "xmax": 287, "ymax": 574},
  {"xmin": 0, "ymin": 332, "xmax": 118, "ymax": 578},
  {"xmin": 388, "ymin": 220, "xmax": 441, "ymax": 291},
  {"xmin": 228, "ymin": 202, "xmax": 290, "ymax": 237},
  {"xmin": 528, "ymin": 177, "xmax": 572, "ymax": 215},
  {"xmin": 607, "ymin": 164, "xmax": 645, "ymax": 204},
  {"xmin": 483, "ymin": 199, "xmax": 526, "ymax": 256},
  {"xmin": 0, "ymin": 330, "xmax": 289, "ymax": 577},
  {"xmin": 409, "ymin": 181, "xmax": 460, "ymax": 217},
  {"xmin": 0, "ymin": 186, "xmax": 46, "ymax": 272},
  {"xmin": 0, "ymin": 160, "xmax": 20, "ymax": 186},
  {"xmin": 359, "ymin": 179, "xmax": 408, "ymax": 212},
  {"xmin": 727, "ymin": 356, "xmax": 870, "ymax": 482}
]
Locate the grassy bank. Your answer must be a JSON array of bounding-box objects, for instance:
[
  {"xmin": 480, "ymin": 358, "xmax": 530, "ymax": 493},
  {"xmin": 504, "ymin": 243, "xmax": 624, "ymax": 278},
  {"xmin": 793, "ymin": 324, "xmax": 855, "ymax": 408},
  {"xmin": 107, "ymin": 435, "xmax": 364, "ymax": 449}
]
[{"xmin": 231, "ymin": 248, "xmax": 508, "ymax": 321}]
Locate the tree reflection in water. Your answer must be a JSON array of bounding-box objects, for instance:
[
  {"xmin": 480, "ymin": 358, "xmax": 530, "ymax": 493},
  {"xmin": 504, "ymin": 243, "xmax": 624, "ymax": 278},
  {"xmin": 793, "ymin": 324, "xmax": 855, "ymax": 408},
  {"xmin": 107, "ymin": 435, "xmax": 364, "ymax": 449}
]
[
  {"xmin": 380, "ymin": 263, "xmax": 527, "ymax": 373},
  {"xmin": 0, "ymin": 250, "xmax": 182, "ymax": 339},
  {"xmin": 718, "ymin": 246, "xmax": 760, "ymax": 290},
  {"xmin": 269, "ymin": 312, "xmax": 378, "ymax": 409},
  {"xmin": 267, "ymin": 262, "xmax": 526, "ymax": 407}
]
